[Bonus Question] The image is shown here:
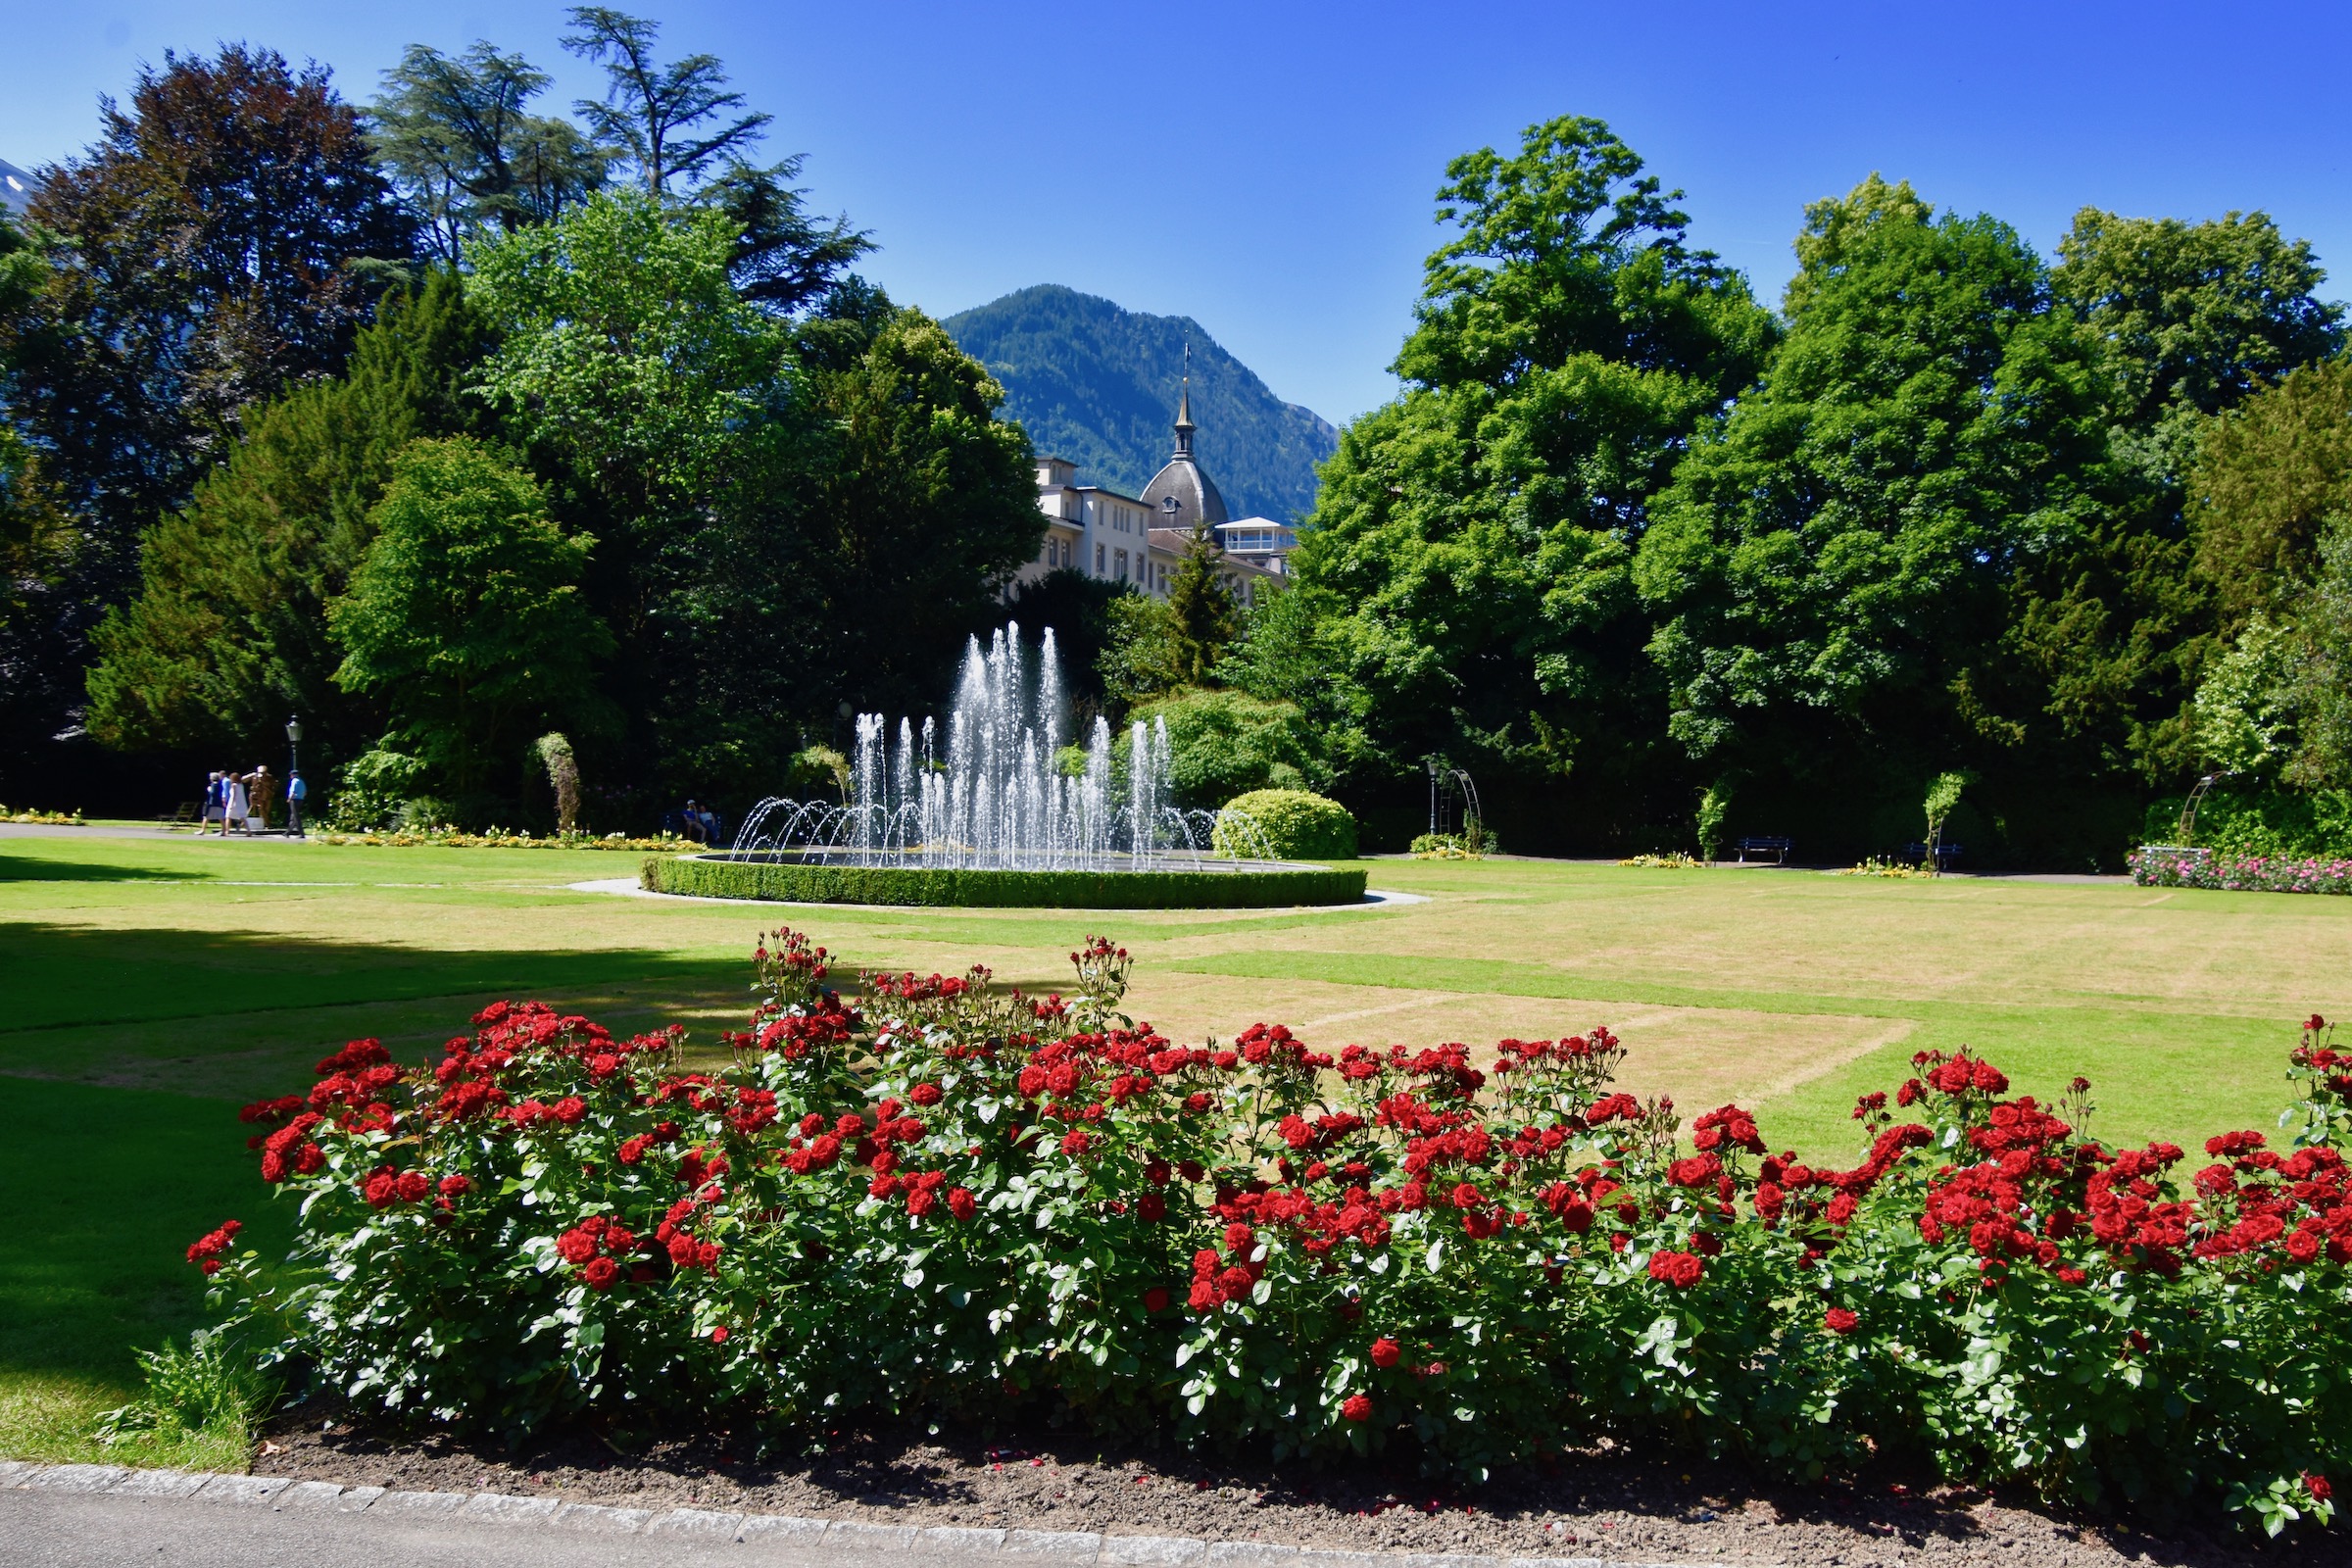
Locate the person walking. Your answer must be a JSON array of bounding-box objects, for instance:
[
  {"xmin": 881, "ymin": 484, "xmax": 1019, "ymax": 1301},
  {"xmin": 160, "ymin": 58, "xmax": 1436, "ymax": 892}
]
[
  {"xmin": 202, "ymin": 771, "xmax": 225, "ymax": 835},
  {"xmin": 247, "ymin": 765, "xmax": 276, "ymax": 834},
  {"xmin": 224, "ymin": 770, "xmax": 250, "ymax": 836},
  {"xmin": 287, "ymin": 771, "xmax": 308, "ymax": 837}
]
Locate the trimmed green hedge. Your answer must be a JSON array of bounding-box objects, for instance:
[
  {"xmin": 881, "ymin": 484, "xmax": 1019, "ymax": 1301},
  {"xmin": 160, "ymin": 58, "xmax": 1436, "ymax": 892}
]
[{"xmin": 642, "ymin": 855, "xmax": 1368, "ymax": 908}]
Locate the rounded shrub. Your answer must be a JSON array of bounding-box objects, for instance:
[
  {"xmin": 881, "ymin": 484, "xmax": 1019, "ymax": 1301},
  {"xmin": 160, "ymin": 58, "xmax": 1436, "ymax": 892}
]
[{"xmin": 1214, "ymin": 788, "xmax": 1357, "ymax": 860}]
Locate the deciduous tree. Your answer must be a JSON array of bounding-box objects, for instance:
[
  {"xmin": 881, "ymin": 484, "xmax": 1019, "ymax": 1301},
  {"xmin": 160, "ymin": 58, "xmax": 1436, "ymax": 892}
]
[
  {"xmin": 329, "ymin": 436, "xmax": 611, "ymax": 806},
  {"xmin": 1293, "ymin": 116, "xmax": 1774, "ymax": 830}
]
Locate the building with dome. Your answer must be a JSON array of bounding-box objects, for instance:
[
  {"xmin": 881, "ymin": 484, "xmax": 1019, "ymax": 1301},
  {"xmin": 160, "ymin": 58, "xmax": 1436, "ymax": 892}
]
[{"xmin": 1018, "ymin": 357, "xmax": 1293, "ymax": 604}]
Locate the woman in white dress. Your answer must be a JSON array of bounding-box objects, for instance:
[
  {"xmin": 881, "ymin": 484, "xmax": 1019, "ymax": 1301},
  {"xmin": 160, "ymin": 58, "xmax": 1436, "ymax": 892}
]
[{"xmin": 225, "ymin": 773, "xmax": 250, "ymax": 835}]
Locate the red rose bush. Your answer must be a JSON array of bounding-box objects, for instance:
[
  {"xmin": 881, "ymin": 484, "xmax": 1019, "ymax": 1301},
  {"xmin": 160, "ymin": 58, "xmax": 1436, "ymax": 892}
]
[{"xmin": 194, "ymin": 936, "xmax": 2352, "ymax": 1535}]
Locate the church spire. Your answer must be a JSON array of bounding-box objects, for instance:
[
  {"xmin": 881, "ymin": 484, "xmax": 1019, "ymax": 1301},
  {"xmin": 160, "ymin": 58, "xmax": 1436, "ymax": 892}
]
[{"xmin": 1172, "ymin": 342, "xmax": 1195, "ymax": 458}]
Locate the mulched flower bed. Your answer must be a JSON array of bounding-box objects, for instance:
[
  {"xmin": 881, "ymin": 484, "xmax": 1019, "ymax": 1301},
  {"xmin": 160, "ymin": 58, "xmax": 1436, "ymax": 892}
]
[{"xmin": 252, "ymin": 1409, "xmax": 2328, "ymax": 1568}]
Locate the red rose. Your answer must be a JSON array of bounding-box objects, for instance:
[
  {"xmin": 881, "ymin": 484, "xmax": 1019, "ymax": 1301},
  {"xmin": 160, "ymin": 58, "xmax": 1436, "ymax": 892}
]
[
  {"xmin": 1825, "ymin": 1307, "xmax": 1858, "ymax": 1334},
  {"xmin": 437, "ymin": 1174, "xmax": 471, "ymax": 1197},
  {"xmin": 582, "ymin": 1256, "xmax": 620, "ymax": 1290},
  {"xmin": 1647, "ymin": 1250, "xmax": 1703, "ymax": 1289},
  {"xmin": 2287, "ymin": 1229, "xmax": 2323, "ymax": 1263},
  {"xmin": 1061, "ymin": 1130, "xmax": 1092, "ymax": 1156},
  {"xmin": 553, "ymin": 1096, "xmax": 587, "ymax": 1124},
  {"xmin": 1340, "ymin": 1394, "xmax": 1372, "ymax": 1423},
  {"xmin": 948, "ymin": 1187, "xmax": 977, "ymax": 1220},
  {"xmin": 910, "ymin": 1083, "xmax": 943, "ymax": 1106},
  {"xmin": 711, "ymin": 1325, "xmax": 730, "ymax": 1344},
  {"xmin": 1224, "ymin": 1222, "xmax": 1255, "ymax": 1255},
  {"xmin": 1137, "ymin": 1193, "xmax": 1166, "ymax": 1222},
  {"xmin": 2308, "ymin": 1472, "xmax": 2334, "ymax": 1501},
  {"xmin": 1144, "ymin": 1287, "xmax": 1171, "ymax": 1313},
  {"xmin": 394, "ymin": 1170, "xmax": 430, "ymax": 1203},
  {"xmin": 906, "ymin": 1187, "xmax": 937, "ymax": 1218},
  {"xmin": 1370, "ymin": 1337, "xmax": 1401, "ymax": 1368},
  {"xmin": 558, "ymin": 1227, "xmax": 599, "ymax": 1264},
  {"xmin": 363, "ymin": 1168, "xmax": 400, "ymax": 1208}
]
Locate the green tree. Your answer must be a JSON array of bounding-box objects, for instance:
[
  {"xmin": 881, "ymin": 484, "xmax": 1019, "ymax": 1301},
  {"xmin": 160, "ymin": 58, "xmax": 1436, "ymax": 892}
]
[
  {"xmin": 2054, "ymin": 209, "xmax": 2341, "ymax": 478},
  {"xmin": 1289, "ymin": 115, "xmax": 1775, "ymax": 840},
  {"xmin": 329, "ymin": 437, "xmax": 611, "ymax": 808},
  {"xmin": 667, "ymin": 302, "xmax": 1041, "ymax": 794},
  {"xmin": 0, "ymin": 213, "xmax": 75, "ymax": 778},
  {"xmin": 562, "ymin": 7, "xmax": 771, "ymax": 199},
  {"xmin": 1, "ymin": 46, "xmax": 416, "ymax": 786},
  {"xmin": 2186, "ymin": 359, "xmax": 2352, "ymax": 626},
  {"xmin": 368, "ymin": 41, "xmax": 608, "ymax": 264},
  {"xmin": 2003, "ymin": 211, "xmax": 2346, "ymax": 784},
  {"xmin": 83, "ymin": 271, "xmax": 491, "ymax": 762},
  {"xmin": 1637, "ymin": 176, "xmax": 2112, "ymax": 857},
  {"xmin": 466, "ymin": 188, "xmax": 788, "ymax": 521},
  {"xmin": 22, "ymin": 45, "xmax": 417, "ymax": 607},
  {"xmin": 1164, "ymin": 524, "xmax": 1238, "ymax": 686}
]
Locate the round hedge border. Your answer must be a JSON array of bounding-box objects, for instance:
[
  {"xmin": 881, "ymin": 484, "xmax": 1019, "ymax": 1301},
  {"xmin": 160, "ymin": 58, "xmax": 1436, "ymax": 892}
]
[{"xmin": 639, "ymin": 853, "xmax": 1370, "ymax": 908}]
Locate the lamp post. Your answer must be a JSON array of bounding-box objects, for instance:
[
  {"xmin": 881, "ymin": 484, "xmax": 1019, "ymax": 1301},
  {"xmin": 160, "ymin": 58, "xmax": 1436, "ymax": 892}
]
[{"xmin": 284, "ymin": 716, "xmax": 304, "ymax": 838}]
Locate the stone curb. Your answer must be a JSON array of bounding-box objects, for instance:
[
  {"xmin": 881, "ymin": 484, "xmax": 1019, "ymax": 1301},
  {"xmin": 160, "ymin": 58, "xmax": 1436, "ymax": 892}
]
[{"xmin": 0, "ymin": 1462, "xmax": 1745, "ymax": 1568}]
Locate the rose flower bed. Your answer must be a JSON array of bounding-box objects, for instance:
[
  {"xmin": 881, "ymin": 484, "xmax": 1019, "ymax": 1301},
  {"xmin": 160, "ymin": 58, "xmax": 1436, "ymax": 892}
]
[{"xmin": 194, "ymin": 931, "xmax": 2352, "ymax": 1538}]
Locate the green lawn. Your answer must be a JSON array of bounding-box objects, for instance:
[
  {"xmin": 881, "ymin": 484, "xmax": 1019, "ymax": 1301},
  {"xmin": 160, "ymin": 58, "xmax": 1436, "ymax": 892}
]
[{"xmin": 5, "ymin": 829, "xmax": 2349, "ymax": 1466}]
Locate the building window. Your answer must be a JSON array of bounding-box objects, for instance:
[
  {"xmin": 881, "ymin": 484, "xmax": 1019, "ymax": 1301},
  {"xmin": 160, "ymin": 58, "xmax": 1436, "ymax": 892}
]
[{"xmin": 1095, "ymin": 542, "xmax": 1105, "ymax": 574}]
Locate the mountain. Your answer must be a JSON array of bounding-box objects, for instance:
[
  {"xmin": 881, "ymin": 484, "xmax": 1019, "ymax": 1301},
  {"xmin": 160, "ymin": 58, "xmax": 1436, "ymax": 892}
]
[
  {"xmin": 0, "ymin": 160, "xmax": 39, "ymax": 217},
  {"xmin": 942, "ymin": 285, "xmax": 1338, "ymax": 524}
]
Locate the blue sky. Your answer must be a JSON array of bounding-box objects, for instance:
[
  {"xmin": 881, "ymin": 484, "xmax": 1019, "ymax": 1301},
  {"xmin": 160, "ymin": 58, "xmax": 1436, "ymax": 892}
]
[{"xmin": 4, "ymin": 1, "xmax": 2348, "ymax": 423}]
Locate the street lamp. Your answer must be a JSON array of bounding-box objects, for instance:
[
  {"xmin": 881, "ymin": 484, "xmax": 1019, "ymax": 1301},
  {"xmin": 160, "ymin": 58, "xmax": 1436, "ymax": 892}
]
[{"xmin": 284, "ymin": 716, "xmax": 304, "ymax": 838}]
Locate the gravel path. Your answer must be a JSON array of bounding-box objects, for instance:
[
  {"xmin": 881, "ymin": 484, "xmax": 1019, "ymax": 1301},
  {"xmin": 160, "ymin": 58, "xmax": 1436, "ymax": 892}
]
[{"xmin": 254, "ymin": 1410, "xmax": 2342, "ymax": 1567}]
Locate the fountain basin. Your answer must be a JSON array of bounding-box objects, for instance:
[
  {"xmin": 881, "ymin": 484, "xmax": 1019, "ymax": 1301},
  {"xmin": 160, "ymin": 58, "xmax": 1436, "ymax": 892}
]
[{"xmin": 641, "ymin": 852, "xmax": 1369, "ymax": 908}]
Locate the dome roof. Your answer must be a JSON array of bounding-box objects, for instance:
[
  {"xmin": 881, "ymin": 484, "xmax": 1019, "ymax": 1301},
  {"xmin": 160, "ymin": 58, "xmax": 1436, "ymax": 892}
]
[{"xmin": 1139, "ymin": 361, "xmax": 1229, "ymax": 531}]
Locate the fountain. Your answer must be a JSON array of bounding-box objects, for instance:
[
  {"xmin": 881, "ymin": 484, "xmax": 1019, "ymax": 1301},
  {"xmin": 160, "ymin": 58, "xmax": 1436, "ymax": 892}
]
[{"xmin": 641, "ymin": 625, "xmax": 1368, "ymax": 908}]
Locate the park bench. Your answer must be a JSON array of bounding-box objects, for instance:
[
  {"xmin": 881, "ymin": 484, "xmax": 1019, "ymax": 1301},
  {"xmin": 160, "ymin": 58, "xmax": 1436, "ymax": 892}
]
[
  {"xmin": 1903, "ymin": 840, "xmax": 1966, "ymax": 871},
  {"xmin": 1733, "ymin": 836, "xmax": 1793, "ymax": 864},
  {"xmin": 154, "ymin": 801, "xmax": 197, "ymax": 826}
]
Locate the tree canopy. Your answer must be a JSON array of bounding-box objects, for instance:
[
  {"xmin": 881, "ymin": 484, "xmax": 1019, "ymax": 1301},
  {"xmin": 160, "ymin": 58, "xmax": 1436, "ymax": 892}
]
[{"xmin": 1289, "ymin": 116, "xmax": 1776, "ymax": 837}]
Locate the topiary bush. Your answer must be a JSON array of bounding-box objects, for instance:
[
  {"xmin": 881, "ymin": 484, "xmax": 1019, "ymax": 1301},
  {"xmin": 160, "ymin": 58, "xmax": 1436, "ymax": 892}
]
[
  {"xmin": 186, "ymin": 940, "xmax": 2352, "ymax": 1534},
  {"xmin": 1214, "ymin": 789, "xmax": 1356, "ymax": 860}
]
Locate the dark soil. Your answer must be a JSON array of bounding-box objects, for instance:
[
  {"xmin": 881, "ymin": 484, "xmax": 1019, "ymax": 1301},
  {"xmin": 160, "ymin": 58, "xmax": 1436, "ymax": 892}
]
[{"xmin": 250, "ymin": 1406, "xmax": 2350, "ymax": 1567}]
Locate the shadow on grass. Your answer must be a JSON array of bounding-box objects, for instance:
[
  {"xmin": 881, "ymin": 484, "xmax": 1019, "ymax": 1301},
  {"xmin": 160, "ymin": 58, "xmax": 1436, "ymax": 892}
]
[
  {"xmin": 0, "ymin": 1076, "xmax": 294, "ymax": 1386},
  {"xmin": 0, "ymin": 853, "xmax": 198, "ymax": 883},
  {"xmin": 0, "ymin": 921, "xmax": 759, "ymax": 1035},
  {"xmin": 0, "ymin": 922, "xmax": 785, "ymax": 1396}
]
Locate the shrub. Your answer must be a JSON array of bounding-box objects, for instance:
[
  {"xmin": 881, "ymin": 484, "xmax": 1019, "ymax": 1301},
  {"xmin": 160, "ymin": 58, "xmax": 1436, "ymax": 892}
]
[
  {"xmin": 1212, "ymin": 790, "xmax": 1356, "ymax": 860},
  {"xmin": 1409, "ymin": 830, "xmax": 1498, "ymax": 858},
  {"xmin": 1127, "ymin": 689, "xmax": 1328, "ymax": 808},
  {"xmin": 1619, "ymin": 852, "xmax": 1702, "ymax": 869},
  {"xmin": 194, "ymin": 940, "xmax": 2352, "ymax": 1534},
  {"xmin": 2132, "ymin": 847, "xmax": 2352, "ymax": 896}
]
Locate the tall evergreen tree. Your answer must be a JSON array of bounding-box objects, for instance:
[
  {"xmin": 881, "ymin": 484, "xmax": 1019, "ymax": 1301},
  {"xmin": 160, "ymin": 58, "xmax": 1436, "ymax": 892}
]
[
  {"xmin": 83, "ymin": 271, "xmax": 490, "ymax": 764},
  {"xmin": 368, "ymin": 41, "xmax": 608, "ymax": 264},
  {"xmin": 1163, "ymin": 523, "xmax": 1238, "ymax": 687}
]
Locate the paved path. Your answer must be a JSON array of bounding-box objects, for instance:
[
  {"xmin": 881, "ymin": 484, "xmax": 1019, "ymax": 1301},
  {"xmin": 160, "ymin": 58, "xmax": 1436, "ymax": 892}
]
[{"xmin": 0, "ymin": 1463, "xmax": 1705, "ymax": 1568}]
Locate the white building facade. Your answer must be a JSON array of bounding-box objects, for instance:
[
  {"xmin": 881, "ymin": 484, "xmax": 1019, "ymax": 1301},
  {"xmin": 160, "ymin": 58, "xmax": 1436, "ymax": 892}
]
[{"xmin": 1014, "ymin": 368, "xmax": 1294, "ymax": 606}]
